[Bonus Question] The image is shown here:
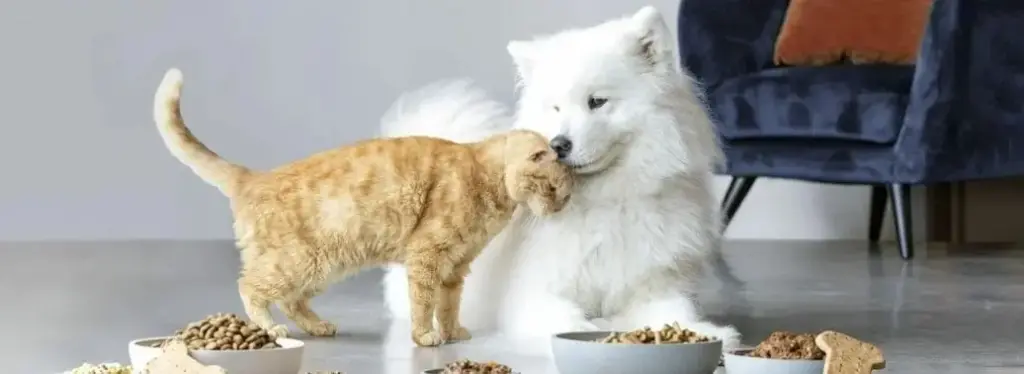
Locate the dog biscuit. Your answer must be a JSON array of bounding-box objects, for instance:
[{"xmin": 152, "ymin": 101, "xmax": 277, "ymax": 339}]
[{"xmin": 815, "ymin": 330, "xmax": 885, "ymax": 374}]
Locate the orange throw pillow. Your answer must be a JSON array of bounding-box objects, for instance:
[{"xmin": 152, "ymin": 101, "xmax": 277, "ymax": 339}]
[{"xmin": 774, "ymin": 0, "xmax": 933, "ymax": 66}]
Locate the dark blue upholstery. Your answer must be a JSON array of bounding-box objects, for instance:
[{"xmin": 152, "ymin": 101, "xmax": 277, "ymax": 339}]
[{"xmin": 679, "ymin": 0, "xmax": 1024, "ymax": 184}]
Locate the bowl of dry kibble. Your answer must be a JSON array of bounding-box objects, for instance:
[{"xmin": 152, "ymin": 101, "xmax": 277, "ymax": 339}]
[
  {"xmin": 128, "ymin": 313, "xmax": 304, "ymax": 374},
  {"xmin": 723, "ymin": 331, "xmax": 825, "ymax": 374},
  {"xmin": 551, "ymin": 322, "xmax": 722, "ymax": 374},
  {"xmin": 421, "ymin": 359, "xmax": 518, "ymax": 374}
]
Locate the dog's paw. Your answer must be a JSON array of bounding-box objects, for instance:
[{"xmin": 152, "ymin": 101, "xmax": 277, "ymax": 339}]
[
  {"xmin": 534, "ymin": 315, "xmax": 599, "ymax": 335},
  {"xmin": 306, "ymin": 321, "xmax": 338, "ymax": 337},
  {"xmin": 570, "ymin": 318, "xmax": 600, "ymax": 332},
  {"xmin": 703, "ymin": 324, "xmax": 742, "ymax": 351},
  {"xmin": 412, "ymin": 330, "xmax": 444, "ymax": 347},
  {"xmin": 267, "ymin": 324, "xmax": 290, "ymax": 339},
  {"xmin": 443, "ymin": 326, "xmax": 472, "ymax": 342}
]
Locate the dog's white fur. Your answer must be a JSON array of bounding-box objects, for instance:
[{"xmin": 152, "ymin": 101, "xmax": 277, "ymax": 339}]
[{"xmin": 381, "ymin": 6, "xmax": 740, "ymax": 351}]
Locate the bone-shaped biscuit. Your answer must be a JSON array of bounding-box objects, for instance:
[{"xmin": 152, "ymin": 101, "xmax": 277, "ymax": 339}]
[
  {"xmin": 816, "ymin": 330, "xmax": 885, "ymax": 374},
  {"xmin": 142, "ymin": 339, "xmax": 228, "ymax": 374}
]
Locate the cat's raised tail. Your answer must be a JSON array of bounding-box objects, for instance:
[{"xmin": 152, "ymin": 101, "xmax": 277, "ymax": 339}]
[{"xmin": 153, "ymin": 68, "xmax": 250, "ymax": 196}]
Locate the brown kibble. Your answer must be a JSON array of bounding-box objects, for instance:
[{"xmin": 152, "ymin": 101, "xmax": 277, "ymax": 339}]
[
  {"xmin": 748, "ymin": 331, "xmax": 825, "ymax": 360},
  {"xmin": 442, "ymin": 359, "xmax": 513, "ymax": 374},
  {"xmin": 169, "ymin": 313, "xmax": 281, "ymax": 351},
  {"xmin": 595, "ymin": 322, "xmax": 712, "ymax": 345}
]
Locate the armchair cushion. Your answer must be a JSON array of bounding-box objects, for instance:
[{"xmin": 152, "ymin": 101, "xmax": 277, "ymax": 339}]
[
  {"xmin": 774, "ymin": 0, "xmax": 933, "ymax": 66},
  {"xmin": 710, "ymin": 65, "xmax": 915, "ymax": 144}
]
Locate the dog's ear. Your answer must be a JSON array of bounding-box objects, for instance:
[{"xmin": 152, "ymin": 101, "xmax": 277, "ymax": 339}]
[
  {"xmin": 628, "ymin": 6, "xmax": 676, "ymax": 71},
  {"xmin": 507, "ymin": 40, "xmax": 536, "ymax": 84}
]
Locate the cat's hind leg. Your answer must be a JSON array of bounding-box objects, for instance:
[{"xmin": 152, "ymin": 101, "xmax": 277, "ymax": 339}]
[
  {"xmin": 238, "ymin": 276, "xmax": 290, "ymax": 339},
  {"xmin": 238, "ymin": 244, "xmax": 307, "ymax": 339},
  {"xmin": 280, "ymin": 287, "xmax": 337, "ymax": 337}
]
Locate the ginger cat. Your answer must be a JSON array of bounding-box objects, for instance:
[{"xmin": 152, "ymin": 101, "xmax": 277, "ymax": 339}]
[{"xmin": 152, "ymin": 69, "xmax": 573, "ymax": 347}]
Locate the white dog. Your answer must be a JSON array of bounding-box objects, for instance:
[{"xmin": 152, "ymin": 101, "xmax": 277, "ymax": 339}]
[{"xmin": 381, "ymin": 6, "xmax": 740, "ymax": 352}]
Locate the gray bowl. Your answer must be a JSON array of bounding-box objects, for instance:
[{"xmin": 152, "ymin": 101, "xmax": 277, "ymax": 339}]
[
  {"xmin": 551, "ymin": 331, "xmax": 722, "ymax": 374},
  {"xmin": 723, "ymin": 349, "xmax": 824, "ymax": 374}
]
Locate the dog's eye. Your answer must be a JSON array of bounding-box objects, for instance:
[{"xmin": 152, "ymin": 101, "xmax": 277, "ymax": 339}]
[
  {"xmin": 553, "ymin": 105, "xmax": 560, "ymax": 112},
  {"xmin": 547, "ymin": 185, "xmax": 556, "ymax": 194},
  {"xmin": 587, "ymin": 96, "xmax": 608, "ymax": 110}
]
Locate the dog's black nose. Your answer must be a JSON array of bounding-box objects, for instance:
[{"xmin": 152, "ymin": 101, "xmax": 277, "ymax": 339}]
[{"xmin": 550, "ymin": 135, "xmax": 573, "ymax": 159}]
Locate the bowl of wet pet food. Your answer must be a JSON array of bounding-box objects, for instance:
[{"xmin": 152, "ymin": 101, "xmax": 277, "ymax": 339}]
[
  {"xmin": 723, "ymin": 331, "xmax": 825, "ymax": 374},
  {"xmin": 128, "ymin": 313, "xmax": 304, "ymax": 374},
  {"xmin": 422, "ymin": 359, "xmax": 518, "ymax": 374},
  {"xmin": 551, "ymin": 323, "xmax": 722, "ymax": 374}
]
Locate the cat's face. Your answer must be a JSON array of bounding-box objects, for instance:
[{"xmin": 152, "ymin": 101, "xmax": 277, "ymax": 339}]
[{"xmin": 504, "ymin": 134, "xmax": 574, "ymax": 216}]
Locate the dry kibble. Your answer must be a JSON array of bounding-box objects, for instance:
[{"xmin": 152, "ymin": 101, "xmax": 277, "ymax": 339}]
[
  {"xmin": 160, "ymin": 313, "xmax": 281, "ymax": 351},
  {"xmin": 595, "ymin": 322, "xmax": 712, "ymax": 344},
  {"xmin": 748, "ymin": 331, "xmax": 825, "ymax": 360},
  {"xmin": 442, "ymin": 359, "xmax": 515, "ymax": 374}
]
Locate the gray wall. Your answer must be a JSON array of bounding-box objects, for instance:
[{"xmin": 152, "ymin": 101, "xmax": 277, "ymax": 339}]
[
  {"xmin": 0, "ymin": 0, "xmax": 925, "ymax": 241},
  {"xmin": 0, "ymin": 0, "xmax": 678, "ymax": 240}
]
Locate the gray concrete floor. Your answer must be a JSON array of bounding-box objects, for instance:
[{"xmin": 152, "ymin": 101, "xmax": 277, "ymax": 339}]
[{"xmin": 3, "ymin": 241, "xmax": 1024, "ymax": 373}]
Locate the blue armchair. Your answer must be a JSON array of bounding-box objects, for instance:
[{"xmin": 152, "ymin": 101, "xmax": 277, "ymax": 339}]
[{"xmin": 678, "ymin": 0, "xmax": 1024, "ymax": 259}]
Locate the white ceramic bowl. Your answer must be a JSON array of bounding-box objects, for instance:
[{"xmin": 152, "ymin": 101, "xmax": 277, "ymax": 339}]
[
  {"xmin": 723, "ymin": 348, "xmax": 825, "ymax": 374},
  {"xmin": 551, "ymin": 331, "xmax": 722, "ymax": 374},
  {"xmin": 128, "ymin": 336, "xmax": 304, "ymax": 374}
]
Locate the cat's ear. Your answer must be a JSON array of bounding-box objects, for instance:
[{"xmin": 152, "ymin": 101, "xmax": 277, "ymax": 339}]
[
  {"xmin": 528, "ymin": 149, "xmax": 553, "ymax": 163},
  {"xmin": 628, "ymin": 6, "xmax": 676, "ymax": 71},
  {"xmin": 507, "ymin": 40, "xmax": 537, "ymax": 84}
]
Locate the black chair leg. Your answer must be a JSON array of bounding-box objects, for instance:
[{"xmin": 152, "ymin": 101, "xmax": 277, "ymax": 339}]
[
  {"xmin": 868, "ymin": 185, "xmax": 887, "ymax": 242},
  {"xmin": 887, "ymin": 183, "xmax": 914, "ymax": 259},
  {"xmin": 721, "ymin": 177, "xmax": 757, "ymax": 228}
]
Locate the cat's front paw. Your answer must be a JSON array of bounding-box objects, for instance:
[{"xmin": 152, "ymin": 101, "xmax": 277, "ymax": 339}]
[
  {"xmin": 306, "ymin": 321, "xmax": 338, "ymax": 337},
  {"xmin": 443, "ymin": 326, "xmax": 472, "ymax": 342},
  {"xmin": 412, "ymin": 330, "xmax": 444, "ymax": 347}
]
